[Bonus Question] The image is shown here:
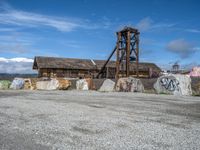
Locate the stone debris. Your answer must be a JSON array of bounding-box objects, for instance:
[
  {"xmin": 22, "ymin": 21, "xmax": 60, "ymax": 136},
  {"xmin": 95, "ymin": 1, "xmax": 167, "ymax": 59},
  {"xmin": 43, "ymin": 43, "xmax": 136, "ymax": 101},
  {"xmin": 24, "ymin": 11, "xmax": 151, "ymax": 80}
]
[
  {"xmin": 115, "ymin": 77, "xmax": 144, "ymax": 92},
  {"xmin": 0, "ymin": 80, "xmax": 11, "ymax": 90},
  {"xmin": 154, "ymin": 74, "xmax": 192, "ymax": 96},
  {"xmin": 99, "ymin": 79, "xmax": 115, "ymax": 92},
  {"xmin": 10, "ymin": 78, "xmax": 25, "ymax": 90}
]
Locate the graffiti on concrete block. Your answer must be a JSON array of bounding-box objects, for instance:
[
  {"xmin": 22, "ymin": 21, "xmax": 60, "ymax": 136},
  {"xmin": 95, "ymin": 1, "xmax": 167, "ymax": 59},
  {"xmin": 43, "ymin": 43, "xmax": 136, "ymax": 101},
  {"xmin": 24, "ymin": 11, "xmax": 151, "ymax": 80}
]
[{"xmin": 160, "ymin": 77, "xmax": 180, "ymax": 91}]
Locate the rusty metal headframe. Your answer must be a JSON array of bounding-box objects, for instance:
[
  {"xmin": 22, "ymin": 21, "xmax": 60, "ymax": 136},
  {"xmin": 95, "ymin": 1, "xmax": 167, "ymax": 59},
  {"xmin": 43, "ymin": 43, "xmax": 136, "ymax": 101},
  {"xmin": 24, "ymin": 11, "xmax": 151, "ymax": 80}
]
[{"xmin": 96, "ymin": 26, "xmax": 140, "ymax": 79}]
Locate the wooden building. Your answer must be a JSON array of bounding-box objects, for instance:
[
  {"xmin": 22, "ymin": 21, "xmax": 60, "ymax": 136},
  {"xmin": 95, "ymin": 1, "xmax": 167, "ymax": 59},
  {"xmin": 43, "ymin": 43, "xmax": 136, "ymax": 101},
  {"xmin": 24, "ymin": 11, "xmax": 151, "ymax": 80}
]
[{"xmin": 33, "ymin": 56, "xmax": 161, "ymax": 78}]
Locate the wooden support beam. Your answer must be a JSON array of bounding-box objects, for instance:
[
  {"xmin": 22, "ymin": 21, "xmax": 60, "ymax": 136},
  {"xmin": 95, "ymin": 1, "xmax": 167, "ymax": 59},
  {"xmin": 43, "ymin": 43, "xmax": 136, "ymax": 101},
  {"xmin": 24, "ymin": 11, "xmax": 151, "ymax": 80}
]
[
  {"xmin": 126, "ymin": 31, "xmax": 131, "ymax": 77},
  {"xmin": 96, "ymin": 46, "xmax": 117, "ymax": 78},
  {"xmin": 136, "ymin": 33, "xmax": 139, "ymax": 78},
  {"xmin": 115, "ymin": 32, "xmax": 121, "ymax": 80}
]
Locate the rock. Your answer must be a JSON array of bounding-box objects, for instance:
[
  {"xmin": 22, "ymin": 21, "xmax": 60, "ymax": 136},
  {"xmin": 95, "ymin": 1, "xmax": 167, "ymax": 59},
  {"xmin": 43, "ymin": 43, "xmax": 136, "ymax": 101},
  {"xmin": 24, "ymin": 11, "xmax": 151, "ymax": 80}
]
[
  {"xmin": 10, "ymin": 78, "xmax": 25, "ymax": 90},
  {"xmin": 36, "ymin": 78, "xmax": 59, "ymax": 90},
  {"xmin": 36, "ymin": 78, "xmax": 71, "ymax": 90},
  {"xmin": 76, "ymin": 78, "xmax": 95, "ymax": 90},
  {"xmin": 154, "ymin": 74, "xmax": 192, "ymax": 96},
  {"xmin": 23, "ymin": 78, "xmax": 42, "ymax": 90},
  {"xmin": 115, "ymin": 77, "xmax": 144, "ymax": 92},
  {"xmin": 92, "ymin": 79, "xmax": 105, "ymax": 90},
  {"xmin": 36, "ymin": 81, "xmax": 50, "ymax": 90},
  {"xmin": 85, "ymin": 78, "xmax": 93, "ymax": 90},
  {"xmin": 191, "ymin": 77, "xmax": 200, "ymax": 96},
  {"xmin": 76, "ymin": 79, "xmax": 89, "ymax": 90},
  {"xmin": 99, "ymin": 79, "xmax": 115, "ymax": 92},
  {"xmin": 29, "ymin": 78, "xmax": 38, "ymax": 90},
  {"xmin": 24, "ymin": 78, "xmax": 33, "ymax": 90},
  {"xmin": 192, "ymin": 83, "xmax": 200, "ymax": 96},
  {"xmin": 56, "ymin": 78, "xmax": 71, "ymax": 90},
  {"xmin": 190, "ymin": 67, "xmax": 200, "ymax": 77},
  {"xmin": 0, "ymin": 80, "xmax": 11, "ymax": 90}
]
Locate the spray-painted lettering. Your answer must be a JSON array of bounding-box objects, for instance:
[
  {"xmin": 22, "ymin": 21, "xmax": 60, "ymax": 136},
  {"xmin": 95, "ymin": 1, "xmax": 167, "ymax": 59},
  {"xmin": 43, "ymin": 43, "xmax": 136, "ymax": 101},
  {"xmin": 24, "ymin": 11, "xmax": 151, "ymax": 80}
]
[{"xmin": 160, "ymin": 77, "xmax": 180, "ymax": 91}]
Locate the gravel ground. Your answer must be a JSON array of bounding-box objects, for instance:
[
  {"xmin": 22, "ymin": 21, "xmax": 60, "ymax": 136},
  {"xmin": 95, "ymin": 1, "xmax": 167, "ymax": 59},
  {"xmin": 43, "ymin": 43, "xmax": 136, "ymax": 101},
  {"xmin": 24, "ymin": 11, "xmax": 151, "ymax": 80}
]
[{"xmin": 0, "ymin": 90, "xmax": 200, "ymax": 150}]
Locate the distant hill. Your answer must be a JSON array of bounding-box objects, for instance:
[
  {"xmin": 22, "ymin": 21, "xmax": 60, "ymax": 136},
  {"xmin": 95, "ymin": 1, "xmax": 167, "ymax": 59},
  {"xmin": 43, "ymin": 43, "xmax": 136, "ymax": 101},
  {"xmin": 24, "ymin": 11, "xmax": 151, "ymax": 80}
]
[{"xmin": 0, "ymin": 73, "xmax": 37, "ymax": 81}]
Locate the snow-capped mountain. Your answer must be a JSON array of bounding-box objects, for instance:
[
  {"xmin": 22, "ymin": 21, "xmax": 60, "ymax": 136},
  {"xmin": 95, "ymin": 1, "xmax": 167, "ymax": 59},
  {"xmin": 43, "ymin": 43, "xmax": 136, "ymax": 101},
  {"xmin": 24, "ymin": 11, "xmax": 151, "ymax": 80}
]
[
  {"xmin": 0, "ymin": 57, "xmax": 35, "ymax": 74},
  {"xmin": 0, "ymin": 57, "xmax": 33, "ymax": 63}
]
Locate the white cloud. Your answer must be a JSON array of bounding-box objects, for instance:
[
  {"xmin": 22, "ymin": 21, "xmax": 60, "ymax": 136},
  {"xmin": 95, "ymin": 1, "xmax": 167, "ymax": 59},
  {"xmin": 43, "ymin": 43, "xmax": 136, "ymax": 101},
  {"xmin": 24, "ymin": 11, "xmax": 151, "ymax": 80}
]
[
  {"xmin": 136, "ymin": 17, "xmax": 176, "ymax": 32},
  {"xmin": 0, "ymin": 3, "xmax": 97, "ymax": 32},
  {"xmin": 0, "ymin": 57, "xmax": 33, "ymax": 63},
  {"xmin": 101, "ymin": 16, "xmax": 112, "ymax": 29},
  {"xmin": 0, "ymin": 57, "xmax": 34, "ymax": 73},
  {"xmin": 0, "ymin": 10, "xmax": 78, "ymax": 32},
  {"xmin": 166, "ymin": 39, "xmax": 196, "ymax": 58},
  {"xmin": 136, "ymin": 17, "xmax": 153, "ymax": 31},
  {"xmin": 194, "ymin": 47, "xmax": 200, "ymax": 50},
  {"xmin": 152, "ymin": 23, "xmax": 176, "ymax": 29},
  {"xmin": 185, "ymin": 29, "xmax": 200, "ymax": 33},
  {"xmin": 0, "ymin": 44, "xmax": 30, "ymax": 54},
  {"xmin": 181, "ymin": 62, "xmax": 200, "ymax": 70},
  {"xmin": 0, "ymin": 33, "xmax": 40, "ymax": 55},
  {"xmin": 0, "ymin": 27, "xmax": 18, "ymax": 32}
]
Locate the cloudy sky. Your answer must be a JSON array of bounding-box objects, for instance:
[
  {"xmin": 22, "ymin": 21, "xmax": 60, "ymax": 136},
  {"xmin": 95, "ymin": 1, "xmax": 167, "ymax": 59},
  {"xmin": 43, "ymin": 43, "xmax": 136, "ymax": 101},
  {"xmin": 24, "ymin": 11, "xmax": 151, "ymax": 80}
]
[{"xmin": 0, "ymin": 0, "xmax": 200, "ymax": 73}]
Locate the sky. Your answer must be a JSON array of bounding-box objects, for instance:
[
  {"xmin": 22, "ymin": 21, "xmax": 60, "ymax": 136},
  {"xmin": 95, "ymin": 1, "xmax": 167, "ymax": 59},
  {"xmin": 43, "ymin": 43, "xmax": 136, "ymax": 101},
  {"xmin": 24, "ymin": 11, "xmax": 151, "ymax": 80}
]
[{"xmin": 0, "ymin": 0, "xmax": 200, "ymax": 73}]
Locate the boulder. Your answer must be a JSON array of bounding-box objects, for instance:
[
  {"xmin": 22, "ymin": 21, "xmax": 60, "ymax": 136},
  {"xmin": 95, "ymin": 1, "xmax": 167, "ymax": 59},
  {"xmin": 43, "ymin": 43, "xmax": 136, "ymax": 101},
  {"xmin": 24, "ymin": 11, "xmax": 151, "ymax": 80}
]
[
  {"xmin": 10, "ymin": 78, "xmax": 25, "ymax": 90},
  {"xmin": 0, "ymin": 80, "xmax": 11, "ymax": 90},
  {"xmin": 36, "ymin": 78, "xmax": 71, "ymax": 90},
  {"xmin": 24, "ymin": 78, "xmax": 33, "ymax": 90},
  {"xmin": 56, "ymin": 78, "xmax": 71, "ymax": 90},
  {"xmin": 29, "ymin": 78, "xmax": 38, "ymax": 90},
  {"xmin": 23, "ymin": 78, "xmax": 40, "ymax": 90},
  {"xmin": 191, "ymin": 77, "xmax": 200, "ymax": 96},
  {"xmin": 92, "ymin": 79, "xmax": 106, "ymax": 90},
  {"xmin": 115, "ymin": 77, "xmax": 144, "ymax": 92},
  {"xmin": 85, "ymin": 78, "xmax": 95, "ymax": 90},
  {"xmin": 99, "ymin": 79, "xmax": 115, "ymax": 92},
  {"xmin": 76, "ymin": 79, "xmax": 89, "ymax": 90},
  {"xmin": 36, "ymin": 78, "xmax": 59, "ymax": 90},
  {"xmin": 76, "ymin": 78, "xmax": 94, "ymax": 90},
  {"xmin": 154, "ymin": 74, "xmax": 192, "ymax": 96}
]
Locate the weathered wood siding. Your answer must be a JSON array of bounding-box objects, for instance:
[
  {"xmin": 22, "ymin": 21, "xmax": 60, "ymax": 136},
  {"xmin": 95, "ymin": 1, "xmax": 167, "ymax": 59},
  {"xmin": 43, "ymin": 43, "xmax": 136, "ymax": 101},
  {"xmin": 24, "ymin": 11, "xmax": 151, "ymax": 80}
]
[
  {"xmin": 38, "ymin": 68, "xmax": 98, "ymax": 78},
  {"xmin": 38, "ymin": 67, "xmax": 158, "ymax": 79}
]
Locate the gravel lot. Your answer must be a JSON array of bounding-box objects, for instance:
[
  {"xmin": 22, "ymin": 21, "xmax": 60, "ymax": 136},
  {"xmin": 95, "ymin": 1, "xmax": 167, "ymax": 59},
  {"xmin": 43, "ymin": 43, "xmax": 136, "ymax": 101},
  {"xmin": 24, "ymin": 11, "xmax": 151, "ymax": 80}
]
[{"xmin": 0, "ymin": 90, "xmax": 200, "ymax": 150}]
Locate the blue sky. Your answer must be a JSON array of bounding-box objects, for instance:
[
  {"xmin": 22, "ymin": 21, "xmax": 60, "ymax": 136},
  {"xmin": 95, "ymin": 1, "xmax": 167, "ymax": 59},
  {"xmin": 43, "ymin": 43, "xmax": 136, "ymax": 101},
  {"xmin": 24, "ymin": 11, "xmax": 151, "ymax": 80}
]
[{"xmin": 0, "ymin": 0, "xmax": 200, "ymax": 73}]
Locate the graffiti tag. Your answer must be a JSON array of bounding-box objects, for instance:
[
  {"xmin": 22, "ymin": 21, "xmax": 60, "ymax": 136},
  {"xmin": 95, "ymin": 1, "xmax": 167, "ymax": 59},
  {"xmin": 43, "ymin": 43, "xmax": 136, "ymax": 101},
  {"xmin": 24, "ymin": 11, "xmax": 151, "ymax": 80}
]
[{"xmin": 160, "ymin": 77, "xmax": 180, "ymax": 91}]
